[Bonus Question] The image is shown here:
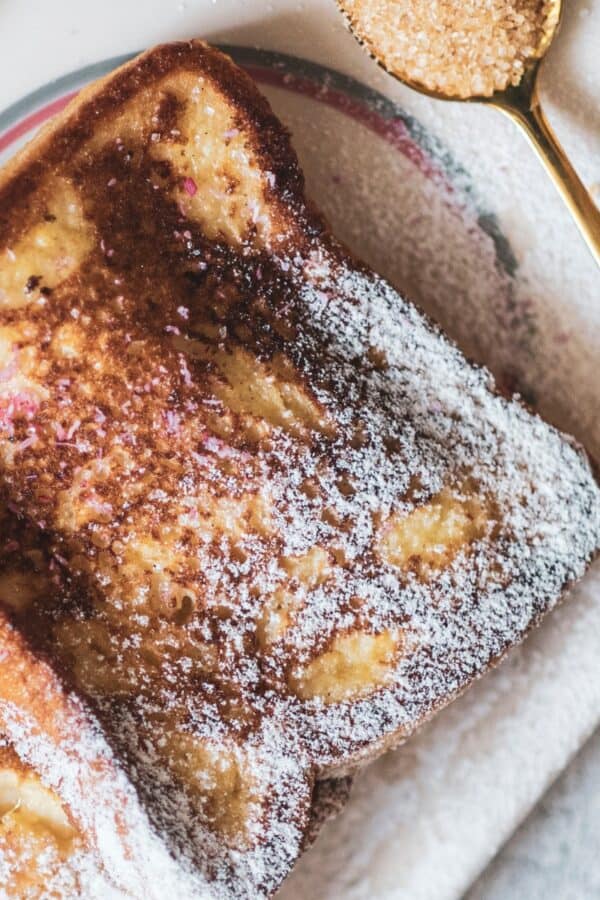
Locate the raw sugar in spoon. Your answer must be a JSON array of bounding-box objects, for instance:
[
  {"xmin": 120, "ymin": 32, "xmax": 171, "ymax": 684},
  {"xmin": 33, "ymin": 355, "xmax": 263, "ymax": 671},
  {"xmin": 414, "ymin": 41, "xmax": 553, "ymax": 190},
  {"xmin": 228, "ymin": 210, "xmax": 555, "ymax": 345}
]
[{"xmin": 338, "ymin": 0, "xmax": 600, "ymax": 267}]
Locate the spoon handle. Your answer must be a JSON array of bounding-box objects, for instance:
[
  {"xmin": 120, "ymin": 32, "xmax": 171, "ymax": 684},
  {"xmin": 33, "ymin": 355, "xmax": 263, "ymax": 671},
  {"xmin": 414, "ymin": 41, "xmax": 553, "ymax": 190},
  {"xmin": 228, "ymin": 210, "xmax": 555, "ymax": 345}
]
[{"xmin": 497, "ymin": 87, "xmax": 600, "ymax": 268}]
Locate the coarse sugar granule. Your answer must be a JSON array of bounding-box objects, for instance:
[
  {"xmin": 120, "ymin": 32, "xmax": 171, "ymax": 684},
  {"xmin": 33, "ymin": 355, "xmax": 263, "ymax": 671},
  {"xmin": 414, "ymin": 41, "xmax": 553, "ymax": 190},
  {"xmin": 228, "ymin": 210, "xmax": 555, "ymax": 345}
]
[{"xmin": 341, "ymin": 0, "xmax": 555, "ymax": 98}]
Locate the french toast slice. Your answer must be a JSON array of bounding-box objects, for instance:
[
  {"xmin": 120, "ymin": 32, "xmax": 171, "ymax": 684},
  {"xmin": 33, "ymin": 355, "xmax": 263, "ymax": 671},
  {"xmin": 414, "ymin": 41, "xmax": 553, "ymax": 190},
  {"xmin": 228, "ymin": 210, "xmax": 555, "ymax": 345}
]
[{"xmin": 0, "ymin": 40, "xmax": 598, "ymax": 898}]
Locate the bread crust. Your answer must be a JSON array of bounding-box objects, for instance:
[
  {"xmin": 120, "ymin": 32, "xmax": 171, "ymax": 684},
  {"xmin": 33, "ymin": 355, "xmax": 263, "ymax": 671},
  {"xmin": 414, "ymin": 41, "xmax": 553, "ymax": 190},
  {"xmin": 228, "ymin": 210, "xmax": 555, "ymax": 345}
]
[{"xmin": 0, "ymin": 41, "xmax": 317, "ymax": 248}]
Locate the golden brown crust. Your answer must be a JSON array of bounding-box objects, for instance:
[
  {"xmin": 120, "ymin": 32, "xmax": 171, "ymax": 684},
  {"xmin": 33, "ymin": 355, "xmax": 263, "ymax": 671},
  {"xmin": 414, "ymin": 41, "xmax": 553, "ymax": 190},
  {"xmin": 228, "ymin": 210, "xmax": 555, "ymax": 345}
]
[{"xmin": 0, "ymin": 41, "xmax": 318, "ymax": 249}]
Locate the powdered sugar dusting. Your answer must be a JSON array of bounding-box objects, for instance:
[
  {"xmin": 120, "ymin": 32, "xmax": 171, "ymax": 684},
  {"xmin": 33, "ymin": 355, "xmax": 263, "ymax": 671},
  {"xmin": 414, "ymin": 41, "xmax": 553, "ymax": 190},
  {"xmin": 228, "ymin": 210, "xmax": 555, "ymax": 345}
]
[{"xmin": 272, "ymin": 250, "xmax": 600, "ymax": 763}]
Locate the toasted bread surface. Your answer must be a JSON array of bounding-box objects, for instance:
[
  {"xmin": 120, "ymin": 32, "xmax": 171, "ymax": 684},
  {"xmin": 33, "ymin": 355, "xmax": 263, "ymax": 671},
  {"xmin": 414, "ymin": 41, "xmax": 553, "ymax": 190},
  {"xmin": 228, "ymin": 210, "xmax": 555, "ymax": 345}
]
[{"xmin": 0, "ymin": 40, "xmax": 598, "ymax": 898}]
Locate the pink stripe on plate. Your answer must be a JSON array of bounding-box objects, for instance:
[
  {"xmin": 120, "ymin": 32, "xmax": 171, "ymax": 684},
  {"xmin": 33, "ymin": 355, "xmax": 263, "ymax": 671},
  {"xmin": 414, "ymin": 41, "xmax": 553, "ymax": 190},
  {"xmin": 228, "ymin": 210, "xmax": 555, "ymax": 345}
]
[
  {"xmin": 0, "ymin": 91, "xmax": 77, "ymax": 154},
  {"xmin": 245, "ymin": 64, "xmax": 450, "ymax": 190}
]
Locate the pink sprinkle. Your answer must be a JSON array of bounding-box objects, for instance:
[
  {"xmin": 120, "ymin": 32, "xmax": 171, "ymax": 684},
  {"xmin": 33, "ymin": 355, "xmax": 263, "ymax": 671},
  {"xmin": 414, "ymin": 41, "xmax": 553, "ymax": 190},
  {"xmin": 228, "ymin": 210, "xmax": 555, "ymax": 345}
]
[
  {"xmin": 182, "ymin": 177, "xmax": 197, "ymax": 196},
  {"xmin": 164, "ymin": 325, "xmax": 180, "ymax": 335},
  {"xmin": 190, "ymin": 451, "xmax": 211, "ymax": 469},
  {"xmin": 94, "ymin": 407, "xmax": 106, "ymax": 424},
  {"xmin": 202, "ymin": 434, "xmax": 251, "ymax": 462},
  {"xmin": 179, "ymin": 355, "xmax": 193, "ymax": 387},
  {"xmin": 164, "ymin": 409, "xmax": 181, "ymax": 434},
  {"xmin": 0, "ymin": 392, "xmax": 40, "ymax": 431},
  {"xmin": 16, "ymin": 435, "xmax": 37, "ymax": 452},
  {"xmin": 0, "ymin": 357, "xmax": 17, "ymax": 382},
  {"xmin": 177, "ymin": 305, "xmax": 189, "ymax": 319},
  {"xmin": 183, "ymin": 230, "xmax": 192, "ymax": 241},
  {"xmin": 223, "ymin": 128, "xmax": 239, "ymax": 140},
  {"xmin": 66, "ymin": 419, "xmax": 81, "ymax": 440},
  {"xmin": 107, "ymin": 177, "xmax": 117, "ymax": 187}
]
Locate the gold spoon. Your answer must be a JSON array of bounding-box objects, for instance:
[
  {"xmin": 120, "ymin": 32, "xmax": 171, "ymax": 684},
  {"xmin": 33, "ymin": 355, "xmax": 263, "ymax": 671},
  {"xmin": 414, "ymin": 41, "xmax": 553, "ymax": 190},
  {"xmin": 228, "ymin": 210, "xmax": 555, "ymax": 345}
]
[{"xmin": 338, "ymin": 0, "xmax": 600, "ymax": 268}]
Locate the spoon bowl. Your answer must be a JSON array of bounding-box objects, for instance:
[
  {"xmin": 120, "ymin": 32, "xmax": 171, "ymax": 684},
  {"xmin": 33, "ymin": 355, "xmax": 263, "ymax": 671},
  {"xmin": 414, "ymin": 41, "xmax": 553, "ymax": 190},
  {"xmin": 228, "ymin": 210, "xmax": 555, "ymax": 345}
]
[{"xmin": 339, "ymin": 0, "xmax": 600, "ymax": 266}]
